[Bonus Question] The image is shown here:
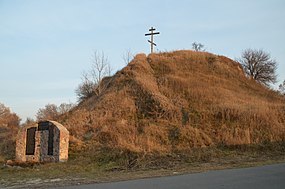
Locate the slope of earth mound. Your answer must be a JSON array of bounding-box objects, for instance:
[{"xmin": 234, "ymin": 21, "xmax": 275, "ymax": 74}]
[{"xmin": 60, "ymin": 50, "xmax": 285, "ymax": 153}]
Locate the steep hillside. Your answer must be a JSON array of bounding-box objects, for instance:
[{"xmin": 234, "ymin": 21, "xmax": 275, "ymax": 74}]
[{"xmin": 61, "ymin": 50, "xmax": 285, "ymax": 153}]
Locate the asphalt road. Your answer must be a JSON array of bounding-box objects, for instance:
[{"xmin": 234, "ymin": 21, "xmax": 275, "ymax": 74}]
[{"xmin": 55, "ymin": 163, "xmax": 285, "ymax": 189}]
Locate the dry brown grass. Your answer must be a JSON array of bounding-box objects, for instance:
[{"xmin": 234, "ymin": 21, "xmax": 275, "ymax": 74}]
[{"xmin": 59, "ymin": 50, "xmax": 285, "ymax": 155}]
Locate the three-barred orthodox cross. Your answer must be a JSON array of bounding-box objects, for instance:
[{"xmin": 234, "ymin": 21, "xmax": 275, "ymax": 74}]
[{"xmin": 145, "ymin": 27, "xmax": 160, "ymax": 53}]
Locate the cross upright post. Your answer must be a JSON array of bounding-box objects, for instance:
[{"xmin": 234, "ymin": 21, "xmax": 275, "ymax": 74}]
[{"xmin": 145, "ymin": 27, "xmax": 160, "ymax": 53}]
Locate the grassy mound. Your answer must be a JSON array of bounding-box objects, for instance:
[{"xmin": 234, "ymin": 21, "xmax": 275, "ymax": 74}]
[{"xmin": 60, "ymin": 50, "xmax": 285, "ymax": 154}]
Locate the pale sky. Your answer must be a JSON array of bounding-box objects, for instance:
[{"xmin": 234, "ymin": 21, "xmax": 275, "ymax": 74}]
[{"xmin": 1, "ymin": 0, "xmax": 285, "ymax": 121}]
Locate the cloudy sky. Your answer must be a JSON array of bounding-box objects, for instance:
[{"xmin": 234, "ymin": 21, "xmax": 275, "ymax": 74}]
[{"xmin": 1, "ymin": 0, "xmax": 285, "ymax": 121}]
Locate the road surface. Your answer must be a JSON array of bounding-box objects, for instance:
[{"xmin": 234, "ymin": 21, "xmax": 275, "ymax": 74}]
[{"xmin": 55, "ymin": 163, "xmax": 285, "ymax": 189}]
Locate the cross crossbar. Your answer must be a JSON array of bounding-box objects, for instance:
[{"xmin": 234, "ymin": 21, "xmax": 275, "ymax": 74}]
[
  {"xmin": 148, "ymin": 40, "xmax": 157, "ymax": 46},
  {"xmin": 145, "ymin": 32, "xmax": 160, "ymax": 36}
]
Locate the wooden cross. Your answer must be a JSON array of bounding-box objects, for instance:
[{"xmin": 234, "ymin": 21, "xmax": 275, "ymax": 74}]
[{"xmin": 145, "ymin": 27, "xmax": 160, "ymax": 53}]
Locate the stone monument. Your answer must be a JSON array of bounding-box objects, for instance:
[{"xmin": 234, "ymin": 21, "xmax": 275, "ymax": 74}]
[{"xmin": 15, "ymin": 120, "xmax": 69, "ymax": 163}]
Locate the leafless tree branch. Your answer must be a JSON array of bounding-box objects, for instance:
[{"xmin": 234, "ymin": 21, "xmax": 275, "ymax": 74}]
[
  {"xmin": 75, "ymin": 51, "xmax": 112, "ymax": 101},
  {"xmin": 122, "ymin": 49, "xmax": 134, "ymax": 65},
  {"xmin": 237, "ymin": 49, "xmax": 277, "ymax": 86},
  {"xmin": 192, "ymin": 42, "xmax": 205, "ymax": 52}
]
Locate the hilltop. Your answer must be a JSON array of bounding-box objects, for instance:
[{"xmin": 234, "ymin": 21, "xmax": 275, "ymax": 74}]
[{"xmin": 60, "ymin": 50, "xmax": 285, "ymax": 154}]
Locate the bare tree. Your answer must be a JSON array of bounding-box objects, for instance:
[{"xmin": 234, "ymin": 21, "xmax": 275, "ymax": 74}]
[
  {"xmin": 75, "ymin": 72, "xmax": 96, "ymax": 100},
  {"xmin": 58, "ymin": 103, "xmax": 75, "ymax": 114},
  {"xmin": 75, "ymin": 51, "xmax": 112, "ymax": 101},
  {"xmin": 36, "ymin": 103, "xmax": 75, "ymax": 121},
  {"xmin": 279, "ymin": 80, "xmax": 285, "ymax": 95},
  {"xmin": 36, "ymin": 104, "xmax": 59, "ymax": 121},
  {"xmin": 192, "ymin": 42, "xmax": 205, "ymax": 52},
  {"xmin": 122, "ymin": 49, "xmax": 134, "ymax": 65},
  {"xmin": 0, "ymin": 103, "xmax": 20, "ymax": 128},
  {"xmin": 237, "ymin": 49, "xmax": 277, "ymax": 86},
  {"xmin": 21, "ymin": 117, "xmax": 36, "ymax": 127},
  {"xmin": 0, "ymin": 103, "xmax": 20, "ymax": 160},
  {"xmin": 0, "ymin": 103, "xmax": 9, "ymax": 118},
  {"xmin": 90, "ymin": 51, "xmax": 110, "ymax": 86}
]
